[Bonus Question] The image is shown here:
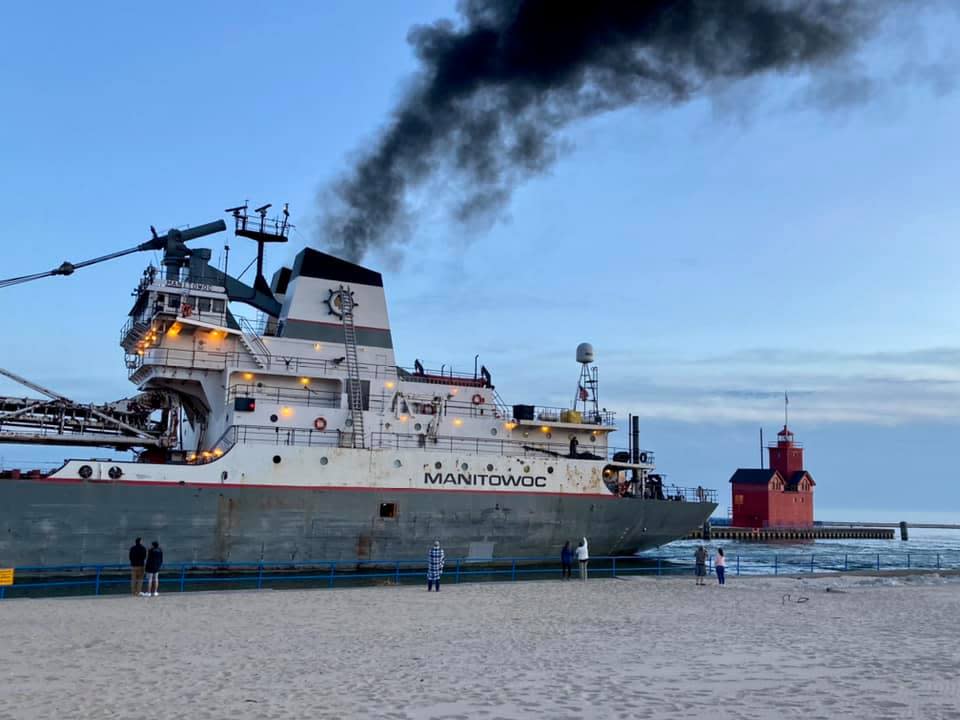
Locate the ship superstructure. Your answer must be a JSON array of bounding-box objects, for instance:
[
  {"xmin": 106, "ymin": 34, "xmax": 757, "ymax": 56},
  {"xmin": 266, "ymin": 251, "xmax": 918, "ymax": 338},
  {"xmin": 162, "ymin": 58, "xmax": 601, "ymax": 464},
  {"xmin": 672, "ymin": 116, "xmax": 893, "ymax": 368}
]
[{"xmin": 0, "ymin": 205, "xmax": 716, "ymax": 566}]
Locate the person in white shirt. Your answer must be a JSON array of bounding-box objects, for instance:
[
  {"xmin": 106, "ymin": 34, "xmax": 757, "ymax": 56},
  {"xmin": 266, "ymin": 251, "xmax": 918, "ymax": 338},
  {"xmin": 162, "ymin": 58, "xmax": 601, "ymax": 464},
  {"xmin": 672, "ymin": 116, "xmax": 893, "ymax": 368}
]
[
  {"xmin": 715, "ymin": 547, "xmax": 726, "ymax": 585},
  {"xmin": 575, "ymin": 537, "xmax": 589, "ymax": 581}
]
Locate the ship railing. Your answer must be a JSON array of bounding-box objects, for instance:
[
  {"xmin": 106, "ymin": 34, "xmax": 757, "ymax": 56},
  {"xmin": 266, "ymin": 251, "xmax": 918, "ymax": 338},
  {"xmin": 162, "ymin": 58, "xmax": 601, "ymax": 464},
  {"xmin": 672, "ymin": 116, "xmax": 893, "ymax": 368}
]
[
  {"xmin": 515, "ymin": 405, "xmax": 616, "ymax": 426},
  {"xmin": 126, "ymin": 345, "xmax": 400, "ymax": 380},
  {"xmin": 211, "ymin": 424, "xmax": 342, "ymax": 453},
  {"xmin": 6, "ymin": 550, "xmax": 960, "ymax": 599},
  {"xmin": 205, "ymin": 424, "xmax": 652, "ymax": 464},
  {"xmin": 396, "ymin": 365, "xmax": 490, "ymax": 388},
  {"xmin": 368, "ymin": 431, "xmax": 653, "ymax": 464},
  {"xmin": 226, "ymin": 384, "xmax": 341, "ymax": 409}
]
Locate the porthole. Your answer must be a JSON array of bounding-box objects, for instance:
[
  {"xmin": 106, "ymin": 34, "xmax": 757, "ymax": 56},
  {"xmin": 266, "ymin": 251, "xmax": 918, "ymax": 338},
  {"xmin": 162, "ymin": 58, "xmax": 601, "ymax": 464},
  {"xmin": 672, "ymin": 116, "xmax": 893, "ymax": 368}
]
[
  {"xmin": 590, "ymin": 435, "xmax": 596, "ymax": 442},
  {"xmin": 270, "ymin": 414, "xmax": 278, "ymax": 423},
  {"xmin": 434, "ymin": 461, "xmax": 442, "ymax": 470},
  {"xmin": 490, "ymin": 428, "xmax": 498, "ymax": 436},
  {"xmin": 460, "ymin": 463, "xmax": 469, "ymax": 471},
  {"xmin": 384, "ymin": 422, "xmax": 392, "ymax": 431},
  {"xmin": 345, "ymin": 418, "xmax": 353, "ymax": 427},
  {"xmin": 320, "ymin": 457, "xmax": 329, "ymax": 466},
  {"xmin": 545, "ymin": 432, "xmax": 552, "ymax": 440},
  {"xmin": 523, "ymin": 465, "xmax": 530, "ymax": 473},
  {"xmin": 486, "ymin": 463, "xmax": 494, "ymax": 471},
  {"xmin": 414, "ymin": 423, "xmax": 423, "ymax": 431},
  {"xmin": 547, "ymin": 466, "xmax": 554, "ymax": 474},
  {"xmin": 523, "ymin": 431, "xmax": 529, "ymax": 438},
  {"xmin": 394, "ymin": 459, "xmax": 402, "ymax": 468},
  {"xmin": 272, "ymin": 455, "xmax": 282, "ymax": 464}
]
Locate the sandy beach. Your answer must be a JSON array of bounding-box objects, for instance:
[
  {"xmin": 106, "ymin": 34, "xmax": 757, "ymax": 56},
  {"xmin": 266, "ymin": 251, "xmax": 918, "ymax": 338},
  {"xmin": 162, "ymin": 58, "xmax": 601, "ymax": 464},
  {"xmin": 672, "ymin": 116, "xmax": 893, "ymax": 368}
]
[{"xmin": 2, "ymin": 574, "xmax": 959, "ymax": 719}]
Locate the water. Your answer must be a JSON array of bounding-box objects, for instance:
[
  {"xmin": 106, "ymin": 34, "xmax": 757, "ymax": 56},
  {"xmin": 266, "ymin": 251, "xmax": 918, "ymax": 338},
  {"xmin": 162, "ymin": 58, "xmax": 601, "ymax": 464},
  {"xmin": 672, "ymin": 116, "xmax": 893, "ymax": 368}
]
[{"xmin": 641, "ymin": 527, "xmax": 960, "ymax": 575}]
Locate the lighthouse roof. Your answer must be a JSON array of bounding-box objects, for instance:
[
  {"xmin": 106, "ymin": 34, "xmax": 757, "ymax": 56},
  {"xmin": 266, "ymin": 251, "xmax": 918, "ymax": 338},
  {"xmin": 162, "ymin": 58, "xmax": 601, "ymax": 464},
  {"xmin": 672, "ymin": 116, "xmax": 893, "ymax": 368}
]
[{"xmin": 729, "ymin": 468, "xmax": 781, "ymax": 485}]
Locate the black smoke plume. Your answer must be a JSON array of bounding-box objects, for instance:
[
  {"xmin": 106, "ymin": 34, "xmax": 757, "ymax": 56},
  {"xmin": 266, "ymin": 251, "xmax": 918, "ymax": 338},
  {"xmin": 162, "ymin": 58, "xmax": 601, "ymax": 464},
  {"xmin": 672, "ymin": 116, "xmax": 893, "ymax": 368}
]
[{"xmin": 320, "ymin": 0, "xmax": 893, "ymax": 261}]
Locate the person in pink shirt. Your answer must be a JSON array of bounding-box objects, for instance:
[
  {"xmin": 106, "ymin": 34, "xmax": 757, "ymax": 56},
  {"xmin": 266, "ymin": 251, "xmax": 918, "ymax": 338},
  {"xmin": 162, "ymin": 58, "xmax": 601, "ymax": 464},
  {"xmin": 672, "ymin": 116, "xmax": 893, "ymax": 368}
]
[{"xmin": 715, "ymin": 547, "xmax": 726, "ymax": 585}]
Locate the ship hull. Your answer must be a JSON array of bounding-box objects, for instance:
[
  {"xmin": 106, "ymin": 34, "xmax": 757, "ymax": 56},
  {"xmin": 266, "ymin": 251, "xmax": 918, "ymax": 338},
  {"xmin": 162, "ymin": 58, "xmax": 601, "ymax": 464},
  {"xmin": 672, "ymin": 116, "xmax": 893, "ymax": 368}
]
[{"xmin": 0, "ymin": 477, "xmax": 714, "ymax": 567}]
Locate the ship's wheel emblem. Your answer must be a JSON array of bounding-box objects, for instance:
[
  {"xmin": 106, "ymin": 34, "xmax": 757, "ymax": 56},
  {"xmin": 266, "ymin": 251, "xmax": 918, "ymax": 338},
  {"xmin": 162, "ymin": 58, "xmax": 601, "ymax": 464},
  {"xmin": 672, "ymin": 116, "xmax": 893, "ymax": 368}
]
[{"xmin": 325, "ymin": 288, "xmax": 357, "ymax": 317}]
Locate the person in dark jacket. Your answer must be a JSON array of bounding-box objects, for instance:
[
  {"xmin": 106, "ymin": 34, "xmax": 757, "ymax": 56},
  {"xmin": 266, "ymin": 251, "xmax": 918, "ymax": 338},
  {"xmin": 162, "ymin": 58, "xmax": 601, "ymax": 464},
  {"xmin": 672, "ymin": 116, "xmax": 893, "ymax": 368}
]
[
  {"xmin": 129, "ymin": 537, "xmax": 147, "ymax": 596},
  {"xmin": 560, "ymin": 541, "xmax": 573, "ymax": 580},
  {"xmin": 145, "ymin": 541, "xmax": 163, "ymax": 597},
  {"xmin": 426, "ymin": 540, "xmax": 445, "ymax": 591}
]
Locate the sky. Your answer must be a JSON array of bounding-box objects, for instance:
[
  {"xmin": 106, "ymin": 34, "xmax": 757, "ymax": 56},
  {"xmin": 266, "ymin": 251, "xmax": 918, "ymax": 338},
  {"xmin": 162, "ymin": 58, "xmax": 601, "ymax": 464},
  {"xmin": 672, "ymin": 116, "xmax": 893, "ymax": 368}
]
[{"xmin": 1, "ymin": 2, "xmax": 959, "ymax": 519}]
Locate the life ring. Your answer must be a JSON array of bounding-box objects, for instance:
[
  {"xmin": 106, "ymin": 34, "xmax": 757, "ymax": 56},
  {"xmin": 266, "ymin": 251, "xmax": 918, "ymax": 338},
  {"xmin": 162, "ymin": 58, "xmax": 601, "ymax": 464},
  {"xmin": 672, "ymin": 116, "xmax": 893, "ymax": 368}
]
[
  {"xmin": 471, "ymin": 394, "xmax": 484, "ymax": 405},
  {"xmin": 639, "ymin": 452, "xmax": 648, "ymax": 463},
  {"xmin": 313, "ymin": 416, "xmax": 327, "ymax": 431},
  {"xmin": 181, "ymin": 303, "xmax": 193, "ymax": 318},
  {"xmin": 108, "ymin": 466, "xmax": 123, "ymax": 480}
]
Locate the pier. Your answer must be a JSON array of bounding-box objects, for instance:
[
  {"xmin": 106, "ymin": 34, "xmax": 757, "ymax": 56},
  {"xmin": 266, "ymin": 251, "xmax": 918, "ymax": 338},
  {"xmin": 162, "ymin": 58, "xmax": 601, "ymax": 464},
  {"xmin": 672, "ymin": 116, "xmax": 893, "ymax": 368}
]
[{"xmin": 688, "ymin": 526, "xmax": 895, "ymax": 541}]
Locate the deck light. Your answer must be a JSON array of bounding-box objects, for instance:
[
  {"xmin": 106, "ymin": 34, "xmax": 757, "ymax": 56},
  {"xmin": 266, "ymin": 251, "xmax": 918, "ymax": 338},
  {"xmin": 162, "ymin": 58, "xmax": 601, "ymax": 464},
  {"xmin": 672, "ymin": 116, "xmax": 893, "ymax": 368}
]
[
  {"xmin": 213, "ymin": 448, "xmax": 224, "ymax": 457},
  {"xmin": 504, "ymin": 422, "xmax": 517, "ymax": 431},
  {"xmin": 243, "ymin": 372, "xmax": 254, "ymax": 381},
  {"xmin": 280, "ymin": 407, "xmax": 294, "ymax": 418},
  {"xmin": 313, "ymin": 343, "xmax": 323, "ymax": 351},
  {"xmin": 449, "ymin": 388, "xmax": 459, "ymax": 395},
  {"xmin": 385, "ymin": 381, "xmax": 395, "ymax": 389},
  {"xmin": 299, "ymin": 377, "xmax": 310, "ymax": 385},
  {"xmin": 541, "ymin": 426, "xmax": 551, "ymax": 433},
  {"xmin": 399, "ymin": 415, "xmax": 409, "ymax": 422},
  {"xmin": 453, "ymin": 418, "xmax": 464, "ymax": 427}
]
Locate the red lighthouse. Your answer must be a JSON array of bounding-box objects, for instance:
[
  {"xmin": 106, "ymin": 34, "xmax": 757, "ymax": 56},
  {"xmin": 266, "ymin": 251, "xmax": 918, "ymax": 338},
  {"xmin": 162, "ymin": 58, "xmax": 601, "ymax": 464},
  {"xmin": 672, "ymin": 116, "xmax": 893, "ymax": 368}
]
[{"xmin": 729, "ymin": 424, "xmax": 815, "ymax": 529}]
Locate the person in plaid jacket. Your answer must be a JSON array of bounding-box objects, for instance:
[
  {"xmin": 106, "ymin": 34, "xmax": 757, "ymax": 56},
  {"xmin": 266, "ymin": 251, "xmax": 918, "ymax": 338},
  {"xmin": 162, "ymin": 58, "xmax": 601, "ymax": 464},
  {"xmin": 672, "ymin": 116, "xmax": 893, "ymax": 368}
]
[{"xmin": 427, "ymin": 540, "xmax": 445, "ymax": 591}]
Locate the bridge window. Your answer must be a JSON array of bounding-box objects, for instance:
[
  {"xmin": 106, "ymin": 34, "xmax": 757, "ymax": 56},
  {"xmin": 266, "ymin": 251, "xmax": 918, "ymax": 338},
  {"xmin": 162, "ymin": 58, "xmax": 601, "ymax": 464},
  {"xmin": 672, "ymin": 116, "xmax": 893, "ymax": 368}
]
[
  {"xmin": 212, "ymin": 299, "xmax": 225, "ymax": 313},
  {"xmin": 198, "ymin": 297, "xmax": 212, "ymax": 312}
]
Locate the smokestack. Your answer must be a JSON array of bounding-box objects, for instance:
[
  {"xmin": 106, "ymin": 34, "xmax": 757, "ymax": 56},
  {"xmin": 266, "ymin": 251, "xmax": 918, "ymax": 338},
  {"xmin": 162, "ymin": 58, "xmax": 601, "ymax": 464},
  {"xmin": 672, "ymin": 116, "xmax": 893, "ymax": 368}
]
[{"xmin": 318, "ymin": 1, "xmax": 907, "ymax": 261}]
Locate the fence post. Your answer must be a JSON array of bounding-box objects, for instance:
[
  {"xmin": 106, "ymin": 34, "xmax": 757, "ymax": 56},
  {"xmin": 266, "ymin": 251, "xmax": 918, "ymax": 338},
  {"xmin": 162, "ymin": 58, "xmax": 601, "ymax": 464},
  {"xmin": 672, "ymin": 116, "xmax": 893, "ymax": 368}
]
[
  {"xmin": 937, "ymin": 553, "xmax": 941, "ymax": 570},
  {"xmin": 657, "ymin": 557, "xmax": 661, "ymax": 576},
  {"xmin": 179, "ymin": 564, "xmax": 186, "ymax": 593},
  {"xmin": 876, "ymin": 553, "xmax": 880, "ymax": 572},
  {"xmin": 395, "ymin": 561, "xmax": 400, "ymax": 586},
  {"xmin": 736, "ymin": 555, "xmax": 740, "ymax": 577},
  {"xmin": 612, "ymin": 556, "xmax": 617, "ymax": 578},
  {"xmin": 0, "ymin": 587, "xmax": 4, "ymax": 600},
  {"xmin": 511, "ymin": 559, "xmax": 517, "ymax": 581},
  {"xmin": 328, "ymin": 562, "xmax": 336, "ymax": 589},
  {"xmin": 774, "ymin": 555, "xmax": 778, "ymax": 576},
  {"xmin": 456, "ymin": 558, "xmax": 461, "ymax": 584},
  {"xmin": 257, "ymin": 562, "xmax": 264, "ymax": 591},
  {"xmin": 844, "ymin": 554, "xmax": 848, "ymax": 572},
  {"xmin": 95, "ymin": 566, "xmax": 102, "ymax": 596},
  {"xmin": 810, "ymin": 554, "xmax": 815, "ymax": 573}
]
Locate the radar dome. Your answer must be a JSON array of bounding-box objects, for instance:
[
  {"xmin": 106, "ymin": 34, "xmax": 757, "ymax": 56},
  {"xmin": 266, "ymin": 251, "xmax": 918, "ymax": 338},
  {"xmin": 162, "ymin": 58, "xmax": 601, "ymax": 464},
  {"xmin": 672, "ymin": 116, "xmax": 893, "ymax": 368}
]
[{"xmin": 576, "ymin": 343, "xmax": 594, "ymax": 364}]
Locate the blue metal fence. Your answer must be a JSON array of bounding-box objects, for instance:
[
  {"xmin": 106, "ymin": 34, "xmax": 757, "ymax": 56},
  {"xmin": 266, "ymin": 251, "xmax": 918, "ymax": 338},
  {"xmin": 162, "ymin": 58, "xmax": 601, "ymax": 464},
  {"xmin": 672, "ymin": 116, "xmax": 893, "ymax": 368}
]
[{"xmin": 2, "ymin": 551, "xmax": 958, "ymax": 600}]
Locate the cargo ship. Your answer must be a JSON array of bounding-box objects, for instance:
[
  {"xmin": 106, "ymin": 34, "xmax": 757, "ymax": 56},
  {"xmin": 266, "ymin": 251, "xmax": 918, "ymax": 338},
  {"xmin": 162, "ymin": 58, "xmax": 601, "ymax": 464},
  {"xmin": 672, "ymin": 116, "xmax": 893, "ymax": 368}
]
[{"xmin": 0, "ymin": 204, "xmax": 716, "ymax": 567}]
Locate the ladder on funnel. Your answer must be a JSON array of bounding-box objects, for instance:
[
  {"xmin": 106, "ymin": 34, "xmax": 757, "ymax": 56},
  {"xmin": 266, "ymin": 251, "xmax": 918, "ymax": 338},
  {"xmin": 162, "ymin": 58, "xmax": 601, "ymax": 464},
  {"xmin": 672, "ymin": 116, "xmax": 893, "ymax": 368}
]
[{"xmin": 338, "ymin": 287, "xmax": 365, "ymax": 448}]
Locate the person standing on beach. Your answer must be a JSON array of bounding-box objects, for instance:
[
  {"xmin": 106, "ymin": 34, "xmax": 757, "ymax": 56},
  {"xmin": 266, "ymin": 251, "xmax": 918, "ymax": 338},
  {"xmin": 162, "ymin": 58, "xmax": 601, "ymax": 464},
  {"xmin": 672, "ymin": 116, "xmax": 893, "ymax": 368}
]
[
  {"xmin": 575, "ymin": 537, "xmax": 589, "ymax": 581},
  {"xmin": 427, "ymin": 540, "xmax": 445, "ymax": 592},
  {"xmin": 694, "ymin": 545, "xmax": 707, "ymax": 586},
  {"xmin": 561, "ymin": 541, "xmax": 573, "ymax": 580},
  {"xmin": 129, "ymin": 537, "xmax": 146, "ymax": 596},
  {"xmin": 715, "ymin": 547, "xmax": 726, "ymax": 586},
  {"xmin": 144, "ymin": 541, "xmax": 163, "ymax": 597}
]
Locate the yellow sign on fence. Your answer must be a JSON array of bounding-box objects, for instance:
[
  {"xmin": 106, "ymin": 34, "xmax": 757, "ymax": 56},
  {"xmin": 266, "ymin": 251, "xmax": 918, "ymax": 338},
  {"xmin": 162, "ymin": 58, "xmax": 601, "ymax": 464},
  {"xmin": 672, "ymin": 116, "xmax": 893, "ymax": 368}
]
[{"xmin": 0, "ymin": 568, "xmax": 13, "ymax": 586}]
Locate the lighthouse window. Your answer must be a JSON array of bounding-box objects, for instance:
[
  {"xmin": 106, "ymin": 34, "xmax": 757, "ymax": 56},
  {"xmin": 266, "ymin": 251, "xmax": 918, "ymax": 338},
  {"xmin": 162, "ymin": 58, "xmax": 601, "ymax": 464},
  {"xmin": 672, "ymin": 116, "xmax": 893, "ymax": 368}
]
[{"xmin": 379, "ymin": 503, "xmax": 398, "ymax": 519}]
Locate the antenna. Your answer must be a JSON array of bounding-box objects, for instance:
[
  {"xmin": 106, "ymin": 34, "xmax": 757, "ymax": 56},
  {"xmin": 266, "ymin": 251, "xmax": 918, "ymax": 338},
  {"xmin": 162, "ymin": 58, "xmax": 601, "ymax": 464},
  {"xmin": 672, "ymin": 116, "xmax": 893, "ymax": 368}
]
[{"xmin": 784, "ymin": 391, "xmax": 789, "ymax": 428}]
